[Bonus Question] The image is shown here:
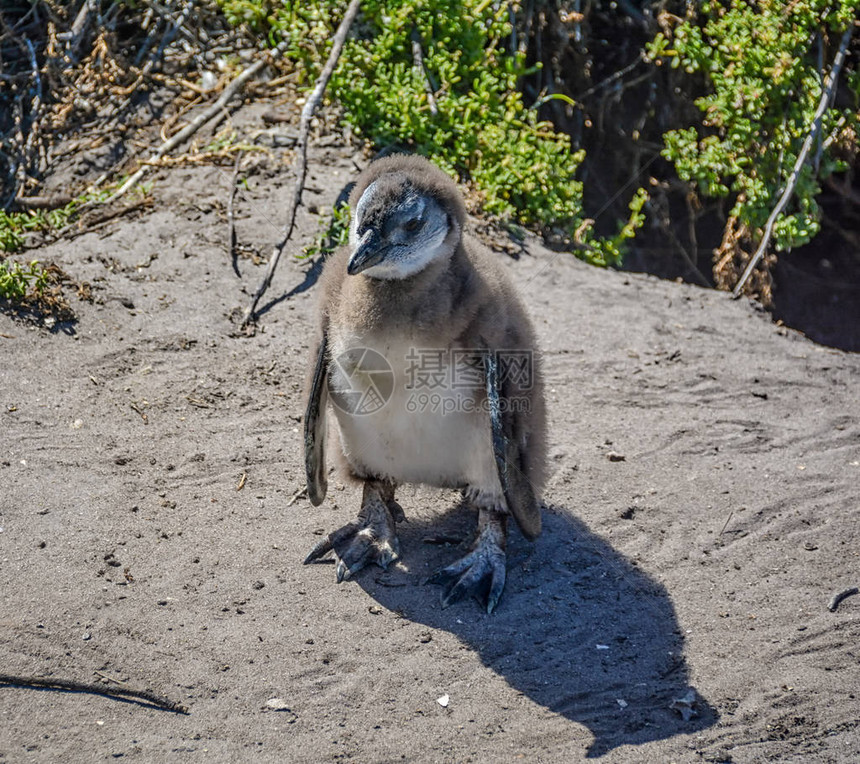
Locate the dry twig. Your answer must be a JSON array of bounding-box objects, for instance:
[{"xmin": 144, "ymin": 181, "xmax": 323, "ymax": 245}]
[
  {"xmin": 241, "ymin": 0, "xmax": 363, "ymax": 330},
  {"xmin": 118, "ymin": 0, "xmax": 197, "ymax": 97},
  {"xmin": 411, "ymin": 29, "xmax": 439, "ymax": 116},
  {"xmin": 11, "ymin": 35, "xmax": 43, "ymax": 197},
  {"xmin": 58, "ymin": 0, "xmax": 97, "ymax": 63},
  {"xmin": 0, "ymin": 673, "xmax": 189, "ymax": 714},
  {"xmin": 827, "ymin": 586, "xmax": 859, "ymax": 612},
  {"xmin": 228, "ymin": 151, "xmax": 241, "ymax": 271},
  {"xmin": 14, "ymin": 194, "xmax": 73, "ymax": 210},
  {"xmin": 286, "ymin": 485, "xmax": 307, "ymax": 506},
  {"xmin": 111, "ymin": 39, "xmax": 290, "ymax": 200}
]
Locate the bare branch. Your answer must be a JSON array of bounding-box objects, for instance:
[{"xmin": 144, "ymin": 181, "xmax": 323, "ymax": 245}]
[
  {"xmin": 241, "ymin": 0, "xmax": 363, "ymax": 330},
  {"xmin": 228, "ymin": 150, "xmax": 241, "ymax": 274},
  {"xmin": 58, "ymin": 0, "xmax": 97, "ymax": 63},
  {"xmin": 0, "ymin": 673, "xmax": 189, "ymax": 715},
  {"xmin": 109, "ymin": 39, "xmax": 289, "ymax": 201},
  {"xmin": 411, "ymin": 29, "xmax": 438, "ymax": 116}
]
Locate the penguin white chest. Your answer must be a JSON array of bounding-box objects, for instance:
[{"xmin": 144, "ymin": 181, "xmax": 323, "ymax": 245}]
[{"xmin": 327, "ymin": 334, "xmax": 501, "ymax": 501}]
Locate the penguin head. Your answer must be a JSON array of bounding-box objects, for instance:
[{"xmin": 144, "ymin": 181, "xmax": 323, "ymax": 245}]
[{"xmin": 347, "ymin": 159, "xmax": 463, "ymax": 280}]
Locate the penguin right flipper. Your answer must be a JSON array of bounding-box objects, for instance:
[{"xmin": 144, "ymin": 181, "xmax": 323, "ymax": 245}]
[{"xmin": 304, "ymin": 329, "xmax": 329, "ymax": 506}]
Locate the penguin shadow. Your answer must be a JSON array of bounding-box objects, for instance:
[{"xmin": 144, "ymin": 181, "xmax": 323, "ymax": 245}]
[
  {"xmin": 354, "ymin": 500, "xmax": 716, "ymax": 757},
  {"xmin": 255, "ymin": 255, "xmax": 326, "ymax": 318}
]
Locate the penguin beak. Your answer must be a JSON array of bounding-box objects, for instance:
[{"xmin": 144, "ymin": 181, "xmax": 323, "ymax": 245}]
[{"xmin": 347, "ymin": 229, "xmax": 386, "ymax": 275}]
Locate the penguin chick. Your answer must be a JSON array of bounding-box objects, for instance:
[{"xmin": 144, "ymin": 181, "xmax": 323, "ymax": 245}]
[{"xmin": 303, "ymin": 154, "xmax": 547, "ymax": 613}]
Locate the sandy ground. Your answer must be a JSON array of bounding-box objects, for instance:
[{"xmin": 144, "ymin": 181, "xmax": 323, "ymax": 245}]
[{"xmin": 1, "ymin": 118, "xmax": 859, "ymax": 763}]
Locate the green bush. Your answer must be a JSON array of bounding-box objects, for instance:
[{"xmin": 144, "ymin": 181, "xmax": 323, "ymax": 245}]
[
  {"xmin": 0, "ymin": 258, "xmax": 50, "ymax": 301},
  {"xmin": 0, "ymin": 212, "xmax": 25, "ymax": 253},
  {"xmin": 217, "ymin": 0, "xmax": 646, "ymax": 266},
  {"xmin": 648, "ymin": 0, "xmax": 858, "ymax": 255}
]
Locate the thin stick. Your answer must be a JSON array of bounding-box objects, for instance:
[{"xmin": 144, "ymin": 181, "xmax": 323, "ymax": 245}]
[
  {"xmin": 286, "ymin": 485, "xmax": 307, "ymax": 506},
  {"xmin": 15, "ymin": 37, "xmax": 42, "ymax": 195},
  {"xmin": 133, "ymin": 6, "xmax": 162, "ymax": 67},
  {"xmin": 241, "ymin": 0, "xmax": 363, "ymax": 330},
  {"xmin": 111, "ymin": 39, "xmax": 289, "ymax": 201},
  {"xmin": 827, "ymin": 586, "xmax": 858, "ymax": 613},
  {"xmin": 125, "ymin": 0, "xmax": 196, "ymax": 90},
  {"xmin": 411, "ymin": 29, "xmax": 438, "ymax": 116},
  {"xmin": 52, "ymin": 198, "xmax": 152, "ymax": 241},
  {"xmin": 228, "ymin": 151, "xmax": 241, "ymax": 271},
  {"xmin": 0, "ymin": 673, "xmax": 189, "ymax": 714},
  {"xmin": 59, "ymin": 0, "xmax": 98, "ymax": 62},
  {"xmin": 14, "ymin": 194, "xmax": 74, "ymax": 210},
  {"xmin": 732, "ymin": 25, "xmax": 853, "ymax": 298},
  {"xmin": 149, "ymin": 0, "xmax": 195, "ymax": 67},
  {"xmin": 575, "ymin": 50, "xmax": 644, "ymax": 102}
]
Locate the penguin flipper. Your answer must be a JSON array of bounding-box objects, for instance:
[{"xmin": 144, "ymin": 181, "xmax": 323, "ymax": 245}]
[
  {"xmin": 304, "ymin": 329, "xmax": 329, "ymax": 506},
  {"xmin": 485, "ymin": 350, "xmax": 541, "ymax": 541}
]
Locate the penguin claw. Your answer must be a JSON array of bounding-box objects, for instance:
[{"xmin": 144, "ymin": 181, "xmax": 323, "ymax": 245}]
[
  {"xmin": 304, "ymin": 488, "xmax": 401, "ymax": 582},
  {"xmin": 428, "ymin": 539, "xmax": 507, "ymax": 614}
]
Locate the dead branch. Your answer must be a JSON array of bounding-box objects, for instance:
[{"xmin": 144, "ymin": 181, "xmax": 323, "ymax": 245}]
[
  {"xmin": 827, "ymin": 586, "xmax": 858, "ymax": 612},
  {"xmin": 241, "ymin": 0, "xmax": 363, "ymax": 331},
  {"xmin": 57, "ymin": 0, "xmax": 97, "ymax": 63},
  {"xmin": 119, "ymin": 0, "xmax": 197, "ymax": 96},
  {"xmin": 824, "ymin": 174, "xmax": 860, "ymax": 208},
  {"xmin": 228, "ymin": 150, "xmax": 241, "ymax": 273},
  {"xmin": 732, "ymin": 24, "xmax": 853, "ymax": 298},
  {"xmin": 574, "ymin": 50, "xmax": 645, "ymax": 102},
  {"xmin": 149, "ymin": 0, "xmax": 196, "ymax": 66},
  {"xmin": 0, "ymin": 673, "xmax": 189, "ymax": 714},
  {"xmin": 53, "ymin": 197, "xmax": 154, "ymax": 241},
  {"xmin": 14, "ymin": 194, "xmax": 74, "ymax": 209},
  {"xmin": 110, "ymin": 38, "xmax": 290, "ymax": 201},
  {"xmin": 12, "ymin": 35, "xmax": 43, "ymax": 197},
  {"xmin": 133, "ymin": 4, "xmax": 162, "ymax": 67}
]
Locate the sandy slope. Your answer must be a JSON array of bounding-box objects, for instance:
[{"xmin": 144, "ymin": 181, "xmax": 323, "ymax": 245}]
[{"xmin": 1, "ymin": 137, "xmax": 859, "ymax": 763}]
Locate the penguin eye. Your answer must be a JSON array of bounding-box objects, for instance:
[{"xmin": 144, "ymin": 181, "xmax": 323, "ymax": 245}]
[{"xmin": 404, "ymin": 218, "xmax": 424, "ymax": 234}]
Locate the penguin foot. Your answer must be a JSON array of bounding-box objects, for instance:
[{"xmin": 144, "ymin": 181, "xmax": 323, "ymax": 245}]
[
  {"xmin": 304, "ymin": 480, "xmax": 403, "ymax": 582},
  {"xmin": 427, "ymin": 510, "xmax": 507, "ymax": 614}
]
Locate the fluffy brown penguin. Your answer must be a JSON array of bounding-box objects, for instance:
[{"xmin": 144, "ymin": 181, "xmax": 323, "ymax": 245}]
[{"xmin": 303, "ymin": 154, "xmax": 547, "ymax": 613}]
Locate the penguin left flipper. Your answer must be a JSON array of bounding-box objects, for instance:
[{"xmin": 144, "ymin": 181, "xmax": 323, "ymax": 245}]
[
  {"xmin": 304, "ymin": 329, "xmax": 329, "ymax": 506},
  {"xmin": 485, "ymin": 348, "xmax": 542, "ymax": 541}
]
